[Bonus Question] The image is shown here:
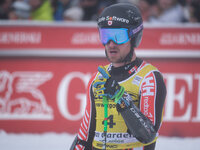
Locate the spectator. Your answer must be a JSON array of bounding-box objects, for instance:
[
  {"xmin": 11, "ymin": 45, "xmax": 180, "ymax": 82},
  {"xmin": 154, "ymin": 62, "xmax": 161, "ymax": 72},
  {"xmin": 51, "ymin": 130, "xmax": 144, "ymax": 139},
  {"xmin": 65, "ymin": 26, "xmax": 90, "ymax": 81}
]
[
  {"xmin": 29, "ymin": 0, "xmax": 53, "ymax": 21},
  {"xmin": 52, "ymin": 0, "xmax": 74, "ymax": 21},
  {"xmin": 186, "ymin": 0, "xmax": 200, "ymax": 22},
  {"xmin": 136, "ymin": 0, "xmax": 157, "ymax": 22},
  {"xmin": 0, "ymin": 0, "xmax": 199, "ymax": 22},
  {"xmin": 0, "ymin": 0, "xmax": 13, "ymax": 19},
  {"xmin": 63, "ymin": 6, "xmax": 83, "ymax": 21},
  {"xmin": 79, "ymin": 0, "xmax": 99, "ymax": 21},
  {"xmin": 148, "ymin": 0, "xmax": 187, "ymax": 23},
  {"xmin": 9, "ymin": 0, "xmax": 31, "ymax": 20}
]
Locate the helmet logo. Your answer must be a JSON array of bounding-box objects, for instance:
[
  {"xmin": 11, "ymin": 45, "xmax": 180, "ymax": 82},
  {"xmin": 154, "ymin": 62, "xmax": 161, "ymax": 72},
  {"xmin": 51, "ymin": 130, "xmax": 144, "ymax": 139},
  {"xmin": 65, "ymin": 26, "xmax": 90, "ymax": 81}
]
[
  {"xmin": 108, "ymin": 16, "xmax": 113, "ymax": 26},
  {"xmin": 108, "ymin": 21, "xmax": 112, "ymax": 26},
  {"xmin": 98, "ymin": 16, "xmax": 129, "ymax": 24}
]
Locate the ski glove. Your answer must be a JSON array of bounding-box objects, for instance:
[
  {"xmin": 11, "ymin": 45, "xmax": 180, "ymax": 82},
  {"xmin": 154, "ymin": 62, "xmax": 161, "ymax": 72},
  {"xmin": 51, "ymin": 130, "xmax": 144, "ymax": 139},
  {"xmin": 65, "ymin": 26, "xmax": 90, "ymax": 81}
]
[{"xmin": 93, "ymin": 66, "xmax": 130, "ymax": 107}]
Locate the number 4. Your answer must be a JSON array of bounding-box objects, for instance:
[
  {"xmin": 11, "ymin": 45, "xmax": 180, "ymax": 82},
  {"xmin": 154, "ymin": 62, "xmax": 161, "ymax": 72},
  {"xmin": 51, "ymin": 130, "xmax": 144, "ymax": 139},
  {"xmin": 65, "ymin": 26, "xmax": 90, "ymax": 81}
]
[{"xmin": 102, "ymin": 115, "xmax": 116, "ymax": 128}]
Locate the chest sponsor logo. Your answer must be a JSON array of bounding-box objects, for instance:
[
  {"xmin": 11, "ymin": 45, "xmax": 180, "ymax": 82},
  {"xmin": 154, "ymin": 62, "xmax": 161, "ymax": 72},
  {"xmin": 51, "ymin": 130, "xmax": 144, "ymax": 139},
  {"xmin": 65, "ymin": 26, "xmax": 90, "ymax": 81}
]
[
  {"xmin": 142, "ymin": 76, "xmax": 155, "ymax": 96},
  {"xmin": 132, "ymin": 75, "xmax": 142, "ymax": 86},
  {"xmin": 141, "ymin": 75, "xmax": 156, "ymax": 122}
]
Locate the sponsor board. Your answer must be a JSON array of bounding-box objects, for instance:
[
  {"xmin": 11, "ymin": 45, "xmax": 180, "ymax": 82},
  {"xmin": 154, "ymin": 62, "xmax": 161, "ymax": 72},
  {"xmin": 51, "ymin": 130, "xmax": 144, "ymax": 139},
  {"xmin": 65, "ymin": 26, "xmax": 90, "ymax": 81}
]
[
  {"xmin": 0, "ymin": 23, "xmax": 199, "ymax": 50},
  {"xmin": 0, "ymin": 58, "xmax": 200, "ymax": 137},
  {"xmin": 0, "ymin": 22, "xmax": 200, "ymax": 137}
]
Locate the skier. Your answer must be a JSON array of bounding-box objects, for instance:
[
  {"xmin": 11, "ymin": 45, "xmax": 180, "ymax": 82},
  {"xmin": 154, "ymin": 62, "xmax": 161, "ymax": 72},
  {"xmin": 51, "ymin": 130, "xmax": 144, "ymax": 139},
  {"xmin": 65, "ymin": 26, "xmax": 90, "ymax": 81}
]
[{"xmin": 70, "ymin": 3, "xmax": 166, "ymax": 150}]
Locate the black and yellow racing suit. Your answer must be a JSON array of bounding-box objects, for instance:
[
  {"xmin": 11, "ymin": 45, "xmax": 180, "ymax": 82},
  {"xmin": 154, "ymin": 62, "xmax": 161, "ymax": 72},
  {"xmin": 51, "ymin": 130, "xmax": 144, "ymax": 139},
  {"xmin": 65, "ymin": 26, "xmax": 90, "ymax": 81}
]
[{"xmin": 73, "ymin": 57, "xmax": 166, "ymax": 150}]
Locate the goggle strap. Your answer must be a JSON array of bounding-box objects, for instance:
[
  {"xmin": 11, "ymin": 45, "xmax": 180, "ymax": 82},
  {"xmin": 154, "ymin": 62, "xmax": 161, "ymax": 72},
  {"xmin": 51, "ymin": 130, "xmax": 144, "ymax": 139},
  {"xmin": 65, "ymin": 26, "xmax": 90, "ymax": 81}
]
[{"xmin": 132, "ymin": 24, "xmax": 143, "ymax": 35}]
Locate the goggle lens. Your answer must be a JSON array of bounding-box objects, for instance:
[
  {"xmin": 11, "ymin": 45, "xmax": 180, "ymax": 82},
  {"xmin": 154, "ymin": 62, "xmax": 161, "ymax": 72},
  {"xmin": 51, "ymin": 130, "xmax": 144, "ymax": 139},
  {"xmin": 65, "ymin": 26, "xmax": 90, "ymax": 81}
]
[{"xmin": 99, "ymin": 28, "xmax": 130, "ymax": 45}]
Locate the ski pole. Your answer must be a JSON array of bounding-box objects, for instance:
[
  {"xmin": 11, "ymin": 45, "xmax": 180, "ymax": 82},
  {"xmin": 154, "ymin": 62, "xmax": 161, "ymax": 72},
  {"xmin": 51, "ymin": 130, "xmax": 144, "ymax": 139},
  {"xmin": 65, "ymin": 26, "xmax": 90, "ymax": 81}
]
[{"xmin": 103, "ymin": 96, "xmax": 108, "ymax": 150}]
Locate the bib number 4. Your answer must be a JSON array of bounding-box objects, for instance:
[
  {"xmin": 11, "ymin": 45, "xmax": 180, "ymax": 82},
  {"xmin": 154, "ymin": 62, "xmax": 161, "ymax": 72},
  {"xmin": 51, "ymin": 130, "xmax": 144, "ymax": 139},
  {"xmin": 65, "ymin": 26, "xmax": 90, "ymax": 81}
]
[{"xmin": 102, "ymin": 115, "xmax": 116, "ymax": 128}]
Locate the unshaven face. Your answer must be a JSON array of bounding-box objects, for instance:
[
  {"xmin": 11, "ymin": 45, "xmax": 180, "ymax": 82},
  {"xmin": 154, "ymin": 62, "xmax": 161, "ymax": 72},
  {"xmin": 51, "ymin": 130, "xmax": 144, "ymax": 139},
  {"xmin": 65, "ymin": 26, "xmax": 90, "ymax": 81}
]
[{"xmin": 105, "ymin": 40, "xmax": 131, "ymax": 67}]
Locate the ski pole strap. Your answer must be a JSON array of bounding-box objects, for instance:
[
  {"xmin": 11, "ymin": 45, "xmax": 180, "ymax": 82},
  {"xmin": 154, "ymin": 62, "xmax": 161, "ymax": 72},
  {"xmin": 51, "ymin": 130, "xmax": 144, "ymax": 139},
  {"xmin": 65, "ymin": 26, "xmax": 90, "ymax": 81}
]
[
  {"xmin": 98, "ymin": 65, "xmax": 111, "ymax": 79},
  {"xmin": 114, "ymin": 86, "xmax": 125, "ymax": 103}
]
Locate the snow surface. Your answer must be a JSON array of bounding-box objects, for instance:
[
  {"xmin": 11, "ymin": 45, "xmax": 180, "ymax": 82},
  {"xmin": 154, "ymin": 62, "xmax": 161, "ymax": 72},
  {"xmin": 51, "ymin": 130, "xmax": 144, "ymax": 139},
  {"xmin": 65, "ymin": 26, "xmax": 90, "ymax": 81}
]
[{"xmin": 0, "ymin": 130, "xmax": 199, "ymax": 150}]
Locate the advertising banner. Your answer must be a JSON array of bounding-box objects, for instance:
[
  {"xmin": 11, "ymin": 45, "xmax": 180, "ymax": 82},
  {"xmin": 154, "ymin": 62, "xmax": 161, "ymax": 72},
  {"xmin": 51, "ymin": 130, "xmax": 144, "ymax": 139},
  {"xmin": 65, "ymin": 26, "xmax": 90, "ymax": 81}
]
[
  {"xmin": 0, "ymin": 22, "xmax": 200, "ymax": 137},
  {"xmin": 0, "ymin": 22, "xmax": 200, "ymax": 58},
  {"xmin": 0, "ymin": 58, "xmax": 200, "ymax": 137}
]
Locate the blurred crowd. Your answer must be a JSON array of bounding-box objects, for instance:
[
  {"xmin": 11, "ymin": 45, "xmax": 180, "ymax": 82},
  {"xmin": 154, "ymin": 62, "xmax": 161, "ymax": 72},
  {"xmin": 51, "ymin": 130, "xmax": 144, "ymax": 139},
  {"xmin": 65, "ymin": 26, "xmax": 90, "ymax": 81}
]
[{"xmin": 0, "ymin": 0, "xmax": 199, "ymax": 23}]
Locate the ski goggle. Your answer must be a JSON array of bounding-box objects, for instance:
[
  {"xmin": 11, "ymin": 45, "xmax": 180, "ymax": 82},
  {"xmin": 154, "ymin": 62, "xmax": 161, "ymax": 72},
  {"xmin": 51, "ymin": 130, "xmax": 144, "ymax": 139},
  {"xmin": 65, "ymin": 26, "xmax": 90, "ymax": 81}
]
[{"xmin": 99, "ymin": 28, "xmax": 130, "ymax": 45}]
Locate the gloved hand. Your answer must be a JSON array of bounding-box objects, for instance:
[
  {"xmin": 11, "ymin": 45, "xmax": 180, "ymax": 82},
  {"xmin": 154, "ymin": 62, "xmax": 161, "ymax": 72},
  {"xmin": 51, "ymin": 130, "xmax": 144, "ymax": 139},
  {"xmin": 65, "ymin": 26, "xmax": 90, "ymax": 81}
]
[{"xmin": 93, "ymin": 66, "xmax": 126, "ymax": 104}]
